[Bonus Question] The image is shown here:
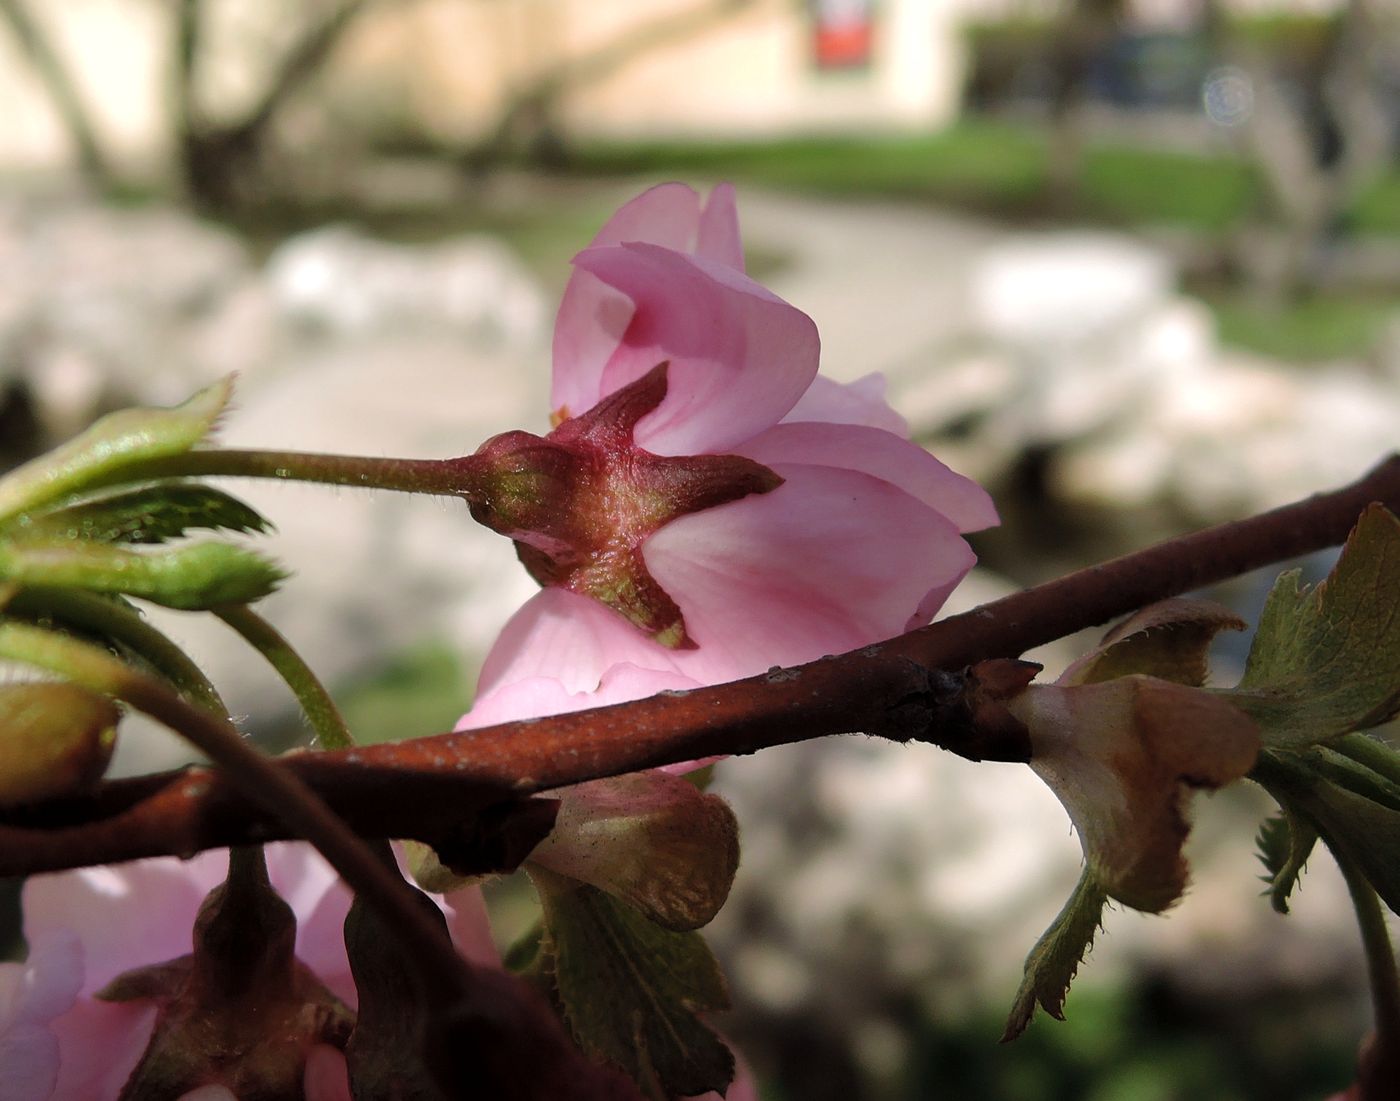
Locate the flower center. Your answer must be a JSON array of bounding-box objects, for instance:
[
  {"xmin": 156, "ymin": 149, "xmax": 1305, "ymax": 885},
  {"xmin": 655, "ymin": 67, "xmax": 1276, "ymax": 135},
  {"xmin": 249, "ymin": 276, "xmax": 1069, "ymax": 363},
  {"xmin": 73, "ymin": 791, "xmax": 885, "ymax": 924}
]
[{"xmin": 468, "ymin": 363, "xmax": 782, "ymax": 647}]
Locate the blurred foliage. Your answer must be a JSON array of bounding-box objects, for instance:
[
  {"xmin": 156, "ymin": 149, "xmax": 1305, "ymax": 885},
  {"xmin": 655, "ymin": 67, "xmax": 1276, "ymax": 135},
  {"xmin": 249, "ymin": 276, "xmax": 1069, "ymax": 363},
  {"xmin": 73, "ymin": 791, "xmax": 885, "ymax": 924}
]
[
  {"xmin": 335, "ymin": 638, "xmax": 472, "ymax": 746},
  {"xmin": 896, "ymin": 980, "xmax": 1358, "ymax": 1101},
  {"xmin": 563, "ymin": 122, "xmax": 1400, "ymax": 238},
  {"xmin": 1195, "ymin": 285, "xmax": 1400, "ymax": 363},
  {"xmin": 559, "ymin": 121, "xmax": 1400, "ymax": 361}
]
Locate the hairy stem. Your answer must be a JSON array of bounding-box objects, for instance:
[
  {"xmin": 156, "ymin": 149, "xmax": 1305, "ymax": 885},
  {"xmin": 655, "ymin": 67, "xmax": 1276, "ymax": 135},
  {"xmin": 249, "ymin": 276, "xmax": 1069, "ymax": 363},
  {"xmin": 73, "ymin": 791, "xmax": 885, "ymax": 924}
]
[
  {"xmin": 1334, "ymin": 846, "xmax": 1400, "ymax": 1099},
  {"xmin": 214, "ymin": 604, "xmax": 354, "ymax": 751},
  {"xmin": 101, "ymin": 448, "xmax": 494, "ymax": 500}
]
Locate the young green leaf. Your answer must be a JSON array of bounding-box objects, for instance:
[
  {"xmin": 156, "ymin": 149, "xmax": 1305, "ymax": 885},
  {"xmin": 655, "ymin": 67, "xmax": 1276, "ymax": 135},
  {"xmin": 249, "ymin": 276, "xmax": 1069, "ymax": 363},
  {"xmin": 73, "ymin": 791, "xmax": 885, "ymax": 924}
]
[
  {"xmin": 1003, "ymin": 870, "xmax": 1109, "ymax": 1041},
  {"xmin": 1059, "ymin": 597, "xmax": 1246, "ymax": 688},
  {"xmin": 526, "ymin": 771, "xmax": 740, "ymax": 931},
  {"xmin": 14, "ymin": 483, "xmax": 270, "ymax": 545},
  {"xmin": 1254, "ymin": 810, "xmax": 1317, "ymax": 915},
  {"xmin": 1227, "ymin": 505, "xmax": 1400, "ymax": 749},
  {"xmin": 1255, "ymin": 747, "xmax": 1400, "ymax": 917},
  {"xmin": 0, "ymin": 376, "xmax": 234, "ymax": 526},
  {"xmin": 530, "ymin": 868, "xmax": 734, "ymax": 1101},
  {"xmin": 0, "ymin": 539, "xmax": 286, "ymax": 610},
  {"xmin": 3, "ymin": 588, "xmax": 226, "ymax": 715}
]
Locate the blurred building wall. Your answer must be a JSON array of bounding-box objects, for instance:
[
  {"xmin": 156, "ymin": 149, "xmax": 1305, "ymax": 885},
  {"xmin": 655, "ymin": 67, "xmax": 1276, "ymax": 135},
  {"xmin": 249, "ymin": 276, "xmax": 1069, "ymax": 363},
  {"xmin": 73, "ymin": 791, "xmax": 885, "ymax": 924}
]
[{"xmin": 1, "ymin": 0, "xmax": 1351, "ymax": 176}]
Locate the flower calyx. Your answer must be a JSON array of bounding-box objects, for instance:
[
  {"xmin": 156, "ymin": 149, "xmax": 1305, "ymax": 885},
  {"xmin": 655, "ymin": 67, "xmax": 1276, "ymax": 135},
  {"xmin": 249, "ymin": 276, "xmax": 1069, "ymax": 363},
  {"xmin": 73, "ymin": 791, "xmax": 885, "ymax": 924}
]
[
  {"xmin": 99, "ymin": 849, "xmax": 353, "ymax": 1100},
  {"xmin": 466, "ymin": 363, "xmax": 782, "ymax": 647}
]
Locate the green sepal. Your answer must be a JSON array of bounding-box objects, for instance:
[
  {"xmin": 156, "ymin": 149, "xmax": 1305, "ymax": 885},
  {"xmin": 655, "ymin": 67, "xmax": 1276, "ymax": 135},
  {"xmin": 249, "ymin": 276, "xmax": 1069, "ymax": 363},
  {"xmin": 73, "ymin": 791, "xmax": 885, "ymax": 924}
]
[
  {"xmin": 1003, "ymin": 869, "xmax": 1109, "ymax": 1041},
  {"xmin": 528, "ymin": 867, "xmax": 734, "ymax": 1101},
  {"xmin": 0, "ymin": 377, "xmax": 234, "ymax": 526},
  {"xmin": 1225, "ymin": 505, "xmax": 1400, "ymax": 749},
  {"xmin": 13, "ymin": 483, "xmax": 271, "ymax": 545},
  {"xmin": 0, "ymin": 539, "xmax": 286, "ymax": 610},
  {"xmin": 1254, "ymin": 810, "xmax": 1317, "ymax": 914}
]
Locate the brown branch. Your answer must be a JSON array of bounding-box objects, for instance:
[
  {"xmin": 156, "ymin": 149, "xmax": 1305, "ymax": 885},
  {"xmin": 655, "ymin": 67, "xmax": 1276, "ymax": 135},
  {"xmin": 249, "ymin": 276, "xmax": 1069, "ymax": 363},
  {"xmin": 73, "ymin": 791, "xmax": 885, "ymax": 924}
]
[{"xmin": 2, "ymin": 455, "xmax": 1397, "ymax": 877}]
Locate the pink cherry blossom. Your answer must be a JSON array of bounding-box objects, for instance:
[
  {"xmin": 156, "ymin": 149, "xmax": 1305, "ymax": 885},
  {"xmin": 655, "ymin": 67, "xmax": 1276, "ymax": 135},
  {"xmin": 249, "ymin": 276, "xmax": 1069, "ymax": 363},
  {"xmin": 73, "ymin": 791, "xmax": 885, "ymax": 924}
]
[
  {"xmin": 462, "ymin": 182, "xmax": 996, "ymax": 728},
  {"xmin": 5, "ymin": 844, "xmax": 495, "ymax": 1101}
]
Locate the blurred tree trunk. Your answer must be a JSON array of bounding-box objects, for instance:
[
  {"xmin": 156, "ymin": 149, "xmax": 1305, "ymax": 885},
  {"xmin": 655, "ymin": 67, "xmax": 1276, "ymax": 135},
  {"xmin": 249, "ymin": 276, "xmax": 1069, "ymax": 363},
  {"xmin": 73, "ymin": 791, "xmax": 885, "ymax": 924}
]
[
  {"xmin": 1203, "ymin": 0, "xmax": 1394, "ymax": 301},
  {"xmin": 462, "ymin": 0, "xmax": 755, "ymax": 175},
  {"xmin": 1044, "ymin": 0, "xmax": 1126, "ymax": 209},
  {"xmin": 0, "ymin": 0, "xmax": 114, "ymax": 190},
  {"xmin": 172, "ymin": 0, "xmax": 370, "ymax": 212}
]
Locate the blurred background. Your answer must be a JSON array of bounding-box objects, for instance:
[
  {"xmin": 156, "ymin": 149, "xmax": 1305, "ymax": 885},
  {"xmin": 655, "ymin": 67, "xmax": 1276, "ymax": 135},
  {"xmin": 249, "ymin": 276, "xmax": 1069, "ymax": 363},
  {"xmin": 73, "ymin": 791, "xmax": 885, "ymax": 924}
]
[{"xmin": 2, "ymin": 0, "xmax": 1399, "ymax": 1097}]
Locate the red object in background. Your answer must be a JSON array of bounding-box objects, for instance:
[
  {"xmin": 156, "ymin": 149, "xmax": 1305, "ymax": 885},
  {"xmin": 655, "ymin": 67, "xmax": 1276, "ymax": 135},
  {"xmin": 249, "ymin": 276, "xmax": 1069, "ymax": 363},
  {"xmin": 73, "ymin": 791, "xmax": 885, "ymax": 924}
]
[{"xmin": 811, "ymin": 0, "xmax": 874, "ymax": 70}]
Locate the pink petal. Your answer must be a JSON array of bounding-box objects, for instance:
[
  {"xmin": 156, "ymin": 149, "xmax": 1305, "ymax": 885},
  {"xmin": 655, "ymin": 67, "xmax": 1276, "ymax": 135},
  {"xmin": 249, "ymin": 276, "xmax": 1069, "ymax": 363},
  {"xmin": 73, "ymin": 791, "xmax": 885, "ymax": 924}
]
[
  {"xmin": 266, "ymin": 845, "xmax": 356, "ymax": 1009},
  {"xmin": 695, "ymin": 183, "xmax": 744, "ymax": 272},
  {"xmin": 178, "ymin": 1088, "xmax": 237, "ymax": 1101},
  {"xmin": 303, "ymin": 1044, "xmax": 352, "ymax": 1101},
  {"xmin": 572, "ymin": 244, "xmax": 818, "ymax": 456},
  {"xmin": 0, "ymin": 932, "xmax": 82, "ymax": 1101},
  {"xmin": 49, "ymin": 998, "xmax": 157, "ymax": 1101},
  {"xmin": 439, "ymin": 886, "xmax": 500, "ymax": 968},
  {"xmin": 551, "ymin": 184, "xmax": 702, "ymax": 419},
  {"xmin": 472, "ymin": 588, "xmax": 688, "ymax": 702},
  {"xmin": 5, "ymin": 931, "xmax": 83, "ymax": 1025},
  {"xmin": 645, "ymin": 464, "xmax": 977, "ymax": 682},
  {"xmin": 780, "ymin": 372, "xmax": 909, "ymax": 435},
  {"xmin": 461, "ymin": 663, "xmax": 699, "ymax": 730},
  {"xmin": 0, "ymin": 1020, "xmax": 60, "ymax": 1101},
  {"xmin": 23, "ymin": 854, "xmax": 227, "ymax": 997},
  {"xmin": 738, "ymin": 421, "xmax": 998, "ymax": 533}
]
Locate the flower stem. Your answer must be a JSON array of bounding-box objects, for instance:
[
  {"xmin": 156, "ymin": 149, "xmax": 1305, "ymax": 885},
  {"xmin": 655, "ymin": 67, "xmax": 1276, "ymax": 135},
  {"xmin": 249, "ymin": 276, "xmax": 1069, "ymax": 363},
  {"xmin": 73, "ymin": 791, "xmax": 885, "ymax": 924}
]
[
  {"xmin": 95, "ymin": 448, "xmax": 493, "ymax": 501},
  {"xmin": 1336, "ymin": 847, "xmax": 1400, "ymax": 1050},
  {"xmin": 214, "ymin": 604, "xmax": 355, "ymax": 751}
]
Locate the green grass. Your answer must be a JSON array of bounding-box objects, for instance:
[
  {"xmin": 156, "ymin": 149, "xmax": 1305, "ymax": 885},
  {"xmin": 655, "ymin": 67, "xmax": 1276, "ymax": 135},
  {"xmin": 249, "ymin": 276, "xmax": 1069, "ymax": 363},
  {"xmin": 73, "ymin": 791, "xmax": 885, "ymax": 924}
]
[
  {"xmin": 1197, "ymin": 287, "xmax": 1399, "ymax": 362},
  {"xmin": 335, "ymin": 639, "xmax": 473, "ymax": 746},
  {"xmin": 567, "ymin": 119, "xmax": 1400, "ymax": 240}
]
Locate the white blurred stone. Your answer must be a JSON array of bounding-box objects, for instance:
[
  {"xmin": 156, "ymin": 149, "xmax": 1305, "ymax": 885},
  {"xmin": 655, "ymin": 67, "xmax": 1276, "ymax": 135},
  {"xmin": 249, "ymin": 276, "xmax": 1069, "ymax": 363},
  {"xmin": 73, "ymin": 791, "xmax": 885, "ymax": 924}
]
[
  {"xmin": 265, "ymin": 225, "xmax": 545, "ymax": 344},
  {"xmin": 972, "ymin": 232, "xmax": 1170, "ymax": 348}
]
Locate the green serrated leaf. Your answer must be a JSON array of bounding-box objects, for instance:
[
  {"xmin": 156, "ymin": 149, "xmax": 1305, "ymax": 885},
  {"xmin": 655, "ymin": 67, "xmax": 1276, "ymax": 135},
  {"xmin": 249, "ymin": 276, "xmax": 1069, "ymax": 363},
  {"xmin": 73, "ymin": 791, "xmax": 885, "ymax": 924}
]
[
  {"xmin": 13, "ymin": 483, "xmax": 270, "ymax": 545},
  {"xmin": 0, "ymin": 377, "xmax": 234, "ymax": 527},
  {"xmin": 1227, "ymin": 505, "xmax": 1400, "ymax": 748},
  {"xmin": 1060, "ymin": 597, "xmax": 1246, "ymax": 687},
  {"xmin": 1255, "ymin": 747, "xmax": 1400, "ymax": 917},
  {"xmin": 1003, "ymin": 870, "xmax": 1109, "ymax": 1041},
  {"xmin": 0, "ymin": 539, "xmax": 286, "ymax": 610},
  {"xmin": 1254, "ymin": 810, "xmax": 1317, "ymax": 914},
  {"xmin": 531, "ymin": 868, "xmax": 733, "ymax": 1101}
]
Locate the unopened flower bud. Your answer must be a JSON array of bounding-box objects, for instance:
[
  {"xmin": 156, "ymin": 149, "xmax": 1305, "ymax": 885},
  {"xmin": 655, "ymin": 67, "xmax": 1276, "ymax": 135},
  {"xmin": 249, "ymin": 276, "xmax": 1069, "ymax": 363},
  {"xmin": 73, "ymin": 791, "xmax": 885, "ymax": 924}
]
[{"xmin": 0, "ymin": 682, "xmax": 117, "ymax": 804}]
